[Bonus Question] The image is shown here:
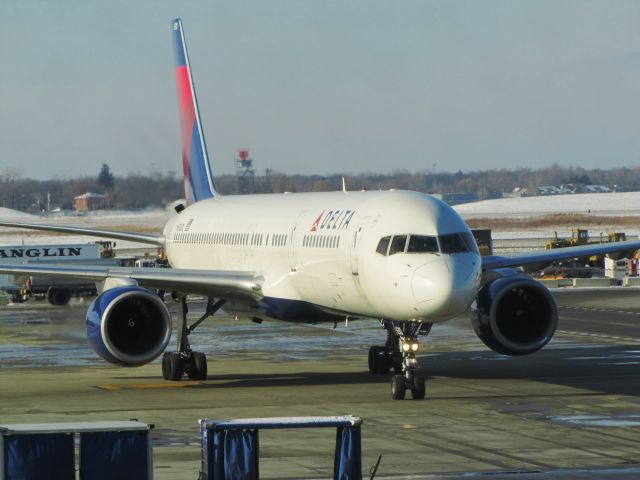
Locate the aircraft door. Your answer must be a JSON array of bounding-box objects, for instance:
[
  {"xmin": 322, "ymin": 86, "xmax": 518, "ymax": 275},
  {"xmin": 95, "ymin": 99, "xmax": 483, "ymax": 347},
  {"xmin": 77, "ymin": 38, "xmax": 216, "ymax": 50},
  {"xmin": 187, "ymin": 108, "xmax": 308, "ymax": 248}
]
[
  {"xmin": 350, "ymin": 216, "xmax": 370, "ymax": 275},
  {"xmin": 288, "ymin": 210, "xmax": 307, "ymax": 271}
]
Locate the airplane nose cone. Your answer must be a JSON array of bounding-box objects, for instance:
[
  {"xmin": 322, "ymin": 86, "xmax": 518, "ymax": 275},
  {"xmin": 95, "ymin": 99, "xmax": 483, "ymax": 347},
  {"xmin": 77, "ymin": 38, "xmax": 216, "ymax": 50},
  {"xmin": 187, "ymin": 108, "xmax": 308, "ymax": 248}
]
[
  {"xmin": 411, "ymin": 258, "xmax": 450, "ymax": 303},
  {"xmin": 412, "ymin": 256, "xmax": 479, "ymax": 316}
]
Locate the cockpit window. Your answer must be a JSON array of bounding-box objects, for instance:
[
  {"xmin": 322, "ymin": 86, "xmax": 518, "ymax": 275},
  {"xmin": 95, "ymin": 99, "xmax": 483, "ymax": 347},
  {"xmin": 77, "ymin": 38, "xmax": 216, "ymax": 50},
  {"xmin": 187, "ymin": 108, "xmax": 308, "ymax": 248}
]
[
  {"xmin": 389, "ymin": 235, "xmax": 407, "ymax": 255},
  {"xmin": 377, "ymin": 232, "xmax": 478, "ymax": 256},
  {"xmin": 407, "ymin": 235, "xmax": 439, "ymax": 253},
  {"xmin": 376, "ymin": 236, "xmax": 391, "ymax": 255},
  {"xmin": 462, "ymin": 232, "xmax": 479, "ymax": 254},
  {"xmin": 439, "ymin": 232, "xmax": 478, "ymax": 254}
]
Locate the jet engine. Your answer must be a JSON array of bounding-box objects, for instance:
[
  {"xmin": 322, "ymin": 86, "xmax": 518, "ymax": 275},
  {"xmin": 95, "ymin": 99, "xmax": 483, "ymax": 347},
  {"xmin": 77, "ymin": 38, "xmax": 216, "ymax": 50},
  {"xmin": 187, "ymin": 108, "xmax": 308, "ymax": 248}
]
[
  {"xmin": 470, "ymin": 274, "xmax": 558, "ymax": 356},
  {"xmin": 86, "ymin": 286, "xmax": 172, "ymax": 365}
]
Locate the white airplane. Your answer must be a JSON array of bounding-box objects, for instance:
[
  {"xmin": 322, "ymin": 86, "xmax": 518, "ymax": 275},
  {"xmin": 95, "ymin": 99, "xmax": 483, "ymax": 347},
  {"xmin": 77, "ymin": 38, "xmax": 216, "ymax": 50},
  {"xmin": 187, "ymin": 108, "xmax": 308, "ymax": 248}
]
[{"xmin": 1, "ymin": 18, "xmax": 639, "ymax": 400}]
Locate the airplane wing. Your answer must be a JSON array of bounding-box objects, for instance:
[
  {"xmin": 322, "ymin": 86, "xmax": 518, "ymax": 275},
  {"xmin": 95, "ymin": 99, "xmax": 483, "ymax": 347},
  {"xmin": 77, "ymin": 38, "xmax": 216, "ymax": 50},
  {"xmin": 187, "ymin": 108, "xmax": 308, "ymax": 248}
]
[
  {"xmin": 482, "ymin": 240, "xmax": 640, "ymax": 271},
  {"xmin": 0, "ymin": 220, "xmax": 264, "ymax": 301},
  {"xmin": 0, "ymin": 220, "xmax": 164, "ymax": 246},
  {"xmin": 0, "ymin": 263, "xmax": 263, "ymax": 302}
]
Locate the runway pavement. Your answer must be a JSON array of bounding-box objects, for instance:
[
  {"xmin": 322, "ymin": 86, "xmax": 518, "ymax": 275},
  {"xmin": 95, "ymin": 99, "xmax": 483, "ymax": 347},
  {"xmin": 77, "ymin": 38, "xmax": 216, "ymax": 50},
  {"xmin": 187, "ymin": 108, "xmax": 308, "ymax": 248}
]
[{"xmin": 0, "ymin": 288, "xmax": 638, "ymax": 479}]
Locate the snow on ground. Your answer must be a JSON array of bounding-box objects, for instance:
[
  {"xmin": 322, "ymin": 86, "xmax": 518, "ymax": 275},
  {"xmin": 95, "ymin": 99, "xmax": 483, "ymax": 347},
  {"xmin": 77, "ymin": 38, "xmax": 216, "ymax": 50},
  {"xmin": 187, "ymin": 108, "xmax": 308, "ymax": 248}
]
[
  {"xmin": 32, "ymin": 208, "xmax": 172, "ymax": 227},
  {"xmin": 454, "ymin": 191, "xmax": 640, "ymax": 239},
  {"xmin": 454, "ymin": 191, "xmax": 640, "ymax": 218},
  {"xmin": 0, "ymin": 207, "xmax": 35, "ymax": 220}
]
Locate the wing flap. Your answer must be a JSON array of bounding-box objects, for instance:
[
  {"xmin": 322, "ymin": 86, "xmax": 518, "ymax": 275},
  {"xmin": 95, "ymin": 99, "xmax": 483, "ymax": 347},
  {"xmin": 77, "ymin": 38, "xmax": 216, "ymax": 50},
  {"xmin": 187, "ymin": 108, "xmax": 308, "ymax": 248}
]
[{"xmin": 0, "ymin": 264, "xmax": 263, "ymax": 302}]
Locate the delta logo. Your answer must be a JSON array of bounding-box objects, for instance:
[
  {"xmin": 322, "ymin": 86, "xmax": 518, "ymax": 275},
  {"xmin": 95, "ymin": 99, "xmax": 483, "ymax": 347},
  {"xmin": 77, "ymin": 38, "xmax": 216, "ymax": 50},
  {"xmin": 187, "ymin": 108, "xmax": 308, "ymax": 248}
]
[{"xmin": 310, "ymin": 209, "xmax": 356, "ymax": 232}]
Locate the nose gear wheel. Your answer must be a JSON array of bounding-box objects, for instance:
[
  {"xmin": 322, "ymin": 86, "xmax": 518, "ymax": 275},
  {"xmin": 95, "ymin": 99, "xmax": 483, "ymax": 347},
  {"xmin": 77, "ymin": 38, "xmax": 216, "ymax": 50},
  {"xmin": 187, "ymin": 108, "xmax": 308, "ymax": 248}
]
[{"xmin": 369, "ymin": 320, "xmax": 428, "ymax": 400}]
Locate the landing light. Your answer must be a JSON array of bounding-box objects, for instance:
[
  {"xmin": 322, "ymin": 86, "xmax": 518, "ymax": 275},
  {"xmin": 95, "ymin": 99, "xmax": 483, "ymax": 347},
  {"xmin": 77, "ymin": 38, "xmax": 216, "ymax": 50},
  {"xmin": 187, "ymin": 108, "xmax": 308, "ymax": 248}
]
[{"xmin": 401, "ymin": 341, "xmax": 420, "ymax": 353}]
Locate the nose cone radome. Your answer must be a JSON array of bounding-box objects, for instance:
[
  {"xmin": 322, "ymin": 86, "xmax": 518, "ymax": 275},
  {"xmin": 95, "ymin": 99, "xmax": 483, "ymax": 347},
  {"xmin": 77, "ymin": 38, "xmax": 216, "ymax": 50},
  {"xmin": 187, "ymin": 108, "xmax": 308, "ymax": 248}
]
[{"xmin": 412, "ymin": 256, "xmax": 479, "ymax": 317}]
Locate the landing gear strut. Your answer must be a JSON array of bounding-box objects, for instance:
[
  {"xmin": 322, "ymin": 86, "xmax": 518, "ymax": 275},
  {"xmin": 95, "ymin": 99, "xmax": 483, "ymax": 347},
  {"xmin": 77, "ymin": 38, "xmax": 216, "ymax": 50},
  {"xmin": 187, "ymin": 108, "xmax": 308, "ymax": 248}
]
[
  {"xmin": 368, "ymin": 321, "xmax": 429, "ymax": 400},
  {"xmin": 162, "ymin": 295, "xmax": 225, "ymax": 381}
]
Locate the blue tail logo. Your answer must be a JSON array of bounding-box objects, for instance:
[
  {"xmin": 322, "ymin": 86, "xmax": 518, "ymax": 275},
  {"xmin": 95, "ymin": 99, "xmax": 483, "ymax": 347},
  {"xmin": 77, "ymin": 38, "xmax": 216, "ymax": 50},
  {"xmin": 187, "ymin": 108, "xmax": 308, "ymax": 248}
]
[{"xmin": 172, "ymin": 18, "xmax": 217, "ymax": 204}]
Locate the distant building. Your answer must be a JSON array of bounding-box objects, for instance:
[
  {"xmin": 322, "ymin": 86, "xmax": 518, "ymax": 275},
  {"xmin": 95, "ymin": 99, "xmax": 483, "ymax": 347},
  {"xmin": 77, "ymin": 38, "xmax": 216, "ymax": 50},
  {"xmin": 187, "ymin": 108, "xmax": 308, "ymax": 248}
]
[{"xmin": 74, "ymin": 192, "xmax": 107, "ymax": 211}]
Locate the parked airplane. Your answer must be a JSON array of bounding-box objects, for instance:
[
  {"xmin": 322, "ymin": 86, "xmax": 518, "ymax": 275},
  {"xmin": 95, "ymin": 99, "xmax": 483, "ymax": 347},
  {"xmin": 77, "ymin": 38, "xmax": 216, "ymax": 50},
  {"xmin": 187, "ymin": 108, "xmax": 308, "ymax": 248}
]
[{"xmin": 2, "ymin": 18, "xmax": 640, "ymax": 400}]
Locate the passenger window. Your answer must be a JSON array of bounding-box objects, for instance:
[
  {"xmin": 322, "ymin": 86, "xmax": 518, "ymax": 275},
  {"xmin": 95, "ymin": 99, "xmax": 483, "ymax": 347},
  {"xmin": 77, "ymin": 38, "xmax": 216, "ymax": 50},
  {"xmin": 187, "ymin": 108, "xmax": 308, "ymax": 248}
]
[
  {"xmin": 408, "ymin": 235, "xmax": 439, "ymax": 253},
  {"xmin": 389, "ymin": 235, "xmax": 407, "ymax": 255},
  {"xmin": 376, "ymin": 236, "xmax": 391, "ymax": 255}
]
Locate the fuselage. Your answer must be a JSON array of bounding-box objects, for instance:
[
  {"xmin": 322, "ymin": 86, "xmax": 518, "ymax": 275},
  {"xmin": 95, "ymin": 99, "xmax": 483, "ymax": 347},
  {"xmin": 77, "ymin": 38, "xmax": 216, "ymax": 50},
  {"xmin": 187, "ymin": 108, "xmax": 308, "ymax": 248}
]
[{"xmin": 163, "ymin": 190, "xmax": 482, "ymax": 323}]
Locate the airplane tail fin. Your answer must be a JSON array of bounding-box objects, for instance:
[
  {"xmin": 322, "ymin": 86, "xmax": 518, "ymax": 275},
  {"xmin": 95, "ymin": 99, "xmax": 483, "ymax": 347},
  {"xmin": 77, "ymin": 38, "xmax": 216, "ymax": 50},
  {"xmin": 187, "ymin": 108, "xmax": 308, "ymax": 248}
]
[{"xmin": 172, "ymin": 18, "xmax": 217, "ymax": 204}]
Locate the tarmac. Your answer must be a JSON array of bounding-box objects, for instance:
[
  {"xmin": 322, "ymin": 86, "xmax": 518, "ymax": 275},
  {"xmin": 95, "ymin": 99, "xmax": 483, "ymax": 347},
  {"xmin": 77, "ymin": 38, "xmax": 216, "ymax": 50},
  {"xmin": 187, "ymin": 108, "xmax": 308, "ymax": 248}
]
[{"xmin": 0, "ymin": 288, "xmax": 639, "ymax": 479}]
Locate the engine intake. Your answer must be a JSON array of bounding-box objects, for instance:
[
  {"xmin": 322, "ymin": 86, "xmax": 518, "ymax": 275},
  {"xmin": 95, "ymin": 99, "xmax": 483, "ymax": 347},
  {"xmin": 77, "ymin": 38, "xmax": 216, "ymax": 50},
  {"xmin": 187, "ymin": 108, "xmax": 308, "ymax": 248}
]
[
  {"xmin": 86, "ymin": 286, "xmax": 172, "ymax": 365},
  {"xmin": 471, "ymin": 275, "xmax": 558, "ymax": 356}
]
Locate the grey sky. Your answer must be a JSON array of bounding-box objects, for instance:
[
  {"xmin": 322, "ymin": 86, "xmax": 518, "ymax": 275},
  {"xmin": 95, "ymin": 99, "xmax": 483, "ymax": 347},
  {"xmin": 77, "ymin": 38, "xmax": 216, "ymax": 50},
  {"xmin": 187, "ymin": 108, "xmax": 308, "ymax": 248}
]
[{"xmin": 2, "ymin": 1, "xmax": 640, "ymax": 180}]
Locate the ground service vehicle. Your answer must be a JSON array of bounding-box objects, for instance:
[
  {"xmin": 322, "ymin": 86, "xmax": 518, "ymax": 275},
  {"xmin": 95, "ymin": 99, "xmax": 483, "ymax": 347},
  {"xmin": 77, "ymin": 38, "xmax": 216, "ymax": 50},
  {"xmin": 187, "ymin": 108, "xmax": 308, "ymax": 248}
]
[{"xmin": 1, "ymin": 242, "xmax": 116, "ymax": 305}]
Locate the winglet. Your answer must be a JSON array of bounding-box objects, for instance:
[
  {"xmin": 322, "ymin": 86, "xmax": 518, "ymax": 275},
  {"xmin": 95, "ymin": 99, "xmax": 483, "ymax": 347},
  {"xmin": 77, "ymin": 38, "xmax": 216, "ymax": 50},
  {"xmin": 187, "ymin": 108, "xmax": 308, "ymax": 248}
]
[{"xmin": 172, "ymin": 18, "xmax": 217, "ymax": 204}]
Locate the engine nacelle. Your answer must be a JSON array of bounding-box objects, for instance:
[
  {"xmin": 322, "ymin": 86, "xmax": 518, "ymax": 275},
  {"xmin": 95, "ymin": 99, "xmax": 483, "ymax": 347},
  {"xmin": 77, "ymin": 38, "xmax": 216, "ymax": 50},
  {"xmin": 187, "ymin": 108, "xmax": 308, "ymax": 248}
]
[
  {"xmin": 470, "ymin": 274, "xmax": 558, "ymax": 356},
  {"xmin": 86, "ymin": 286, "xmax": 172, "ymax": 365}
]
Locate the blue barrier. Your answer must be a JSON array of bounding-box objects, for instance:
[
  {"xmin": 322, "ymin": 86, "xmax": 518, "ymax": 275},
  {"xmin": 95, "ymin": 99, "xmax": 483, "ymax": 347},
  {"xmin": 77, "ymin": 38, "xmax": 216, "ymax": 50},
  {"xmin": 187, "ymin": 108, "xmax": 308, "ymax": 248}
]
[
  {"xmin": 200, "ymin": 415, "xmax": 363, "ymax": 480},
  {"xmin": 0, "ymin": 421, "xmax": 152, "ymax": 480}
]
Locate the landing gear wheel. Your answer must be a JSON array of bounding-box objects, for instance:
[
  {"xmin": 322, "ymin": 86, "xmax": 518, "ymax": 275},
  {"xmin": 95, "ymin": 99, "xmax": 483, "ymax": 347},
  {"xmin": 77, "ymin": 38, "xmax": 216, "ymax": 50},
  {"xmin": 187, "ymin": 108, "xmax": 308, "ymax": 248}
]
[
  {"xmin": 164, "ymin": 352, "xmax": 182, "ymax": 381},
  {"xmin": 368, "ymin": 346, "xmax": 391, "ymax": 374},
  {"xmin": 47, "ymin": 287, "xmax": 72, "ymax": 306},
  {"xmin": 391, "ymin": 375, "xmax": 406, "ymax": 400},
  {"xmin": 410, "ymin": 373, "xmax": 426, "ymax": 400},
  {"xmin": 162, "ymin": 295, "xmax": 225, "ymax": 382},
  {"xmin": 392, "ymin": 360, "xmax": 403, "ymax": 374},
  {"xmin": 367, "ymin": 346, "xmax": 376, "ymax": 373},
  {"xmin": 368, "ymin": 347, "xmax": 381, "ymax": 374},
  {"xmin": 188, "ymin": 352, "xmax": 208, "ymax": 380},
  {"xmin": 161, "ymin": 352, "xmax": 171, "ymax": 380}
]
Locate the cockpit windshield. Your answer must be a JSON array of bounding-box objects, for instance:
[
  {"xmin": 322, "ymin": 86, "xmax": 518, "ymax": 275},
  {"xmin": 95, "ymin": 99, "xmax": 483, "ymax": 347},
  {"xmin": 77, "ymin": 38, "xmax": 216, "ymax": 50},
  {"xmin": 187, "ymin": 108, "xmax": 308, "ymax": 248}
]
[
  {"xmin": 439, "ymin": 233, "xmax": 478, "ymax": 254},
  {"xmin": 389, "ymin": 235, "xmax": 407, "ymax": 255},
  {"xmin": 376, "ymin": 236, "xmax": 391, "ymax": 255},
  {"xmin": 407, "ymin": 235, "xmax": 439, "ymax": 253},
  {"xmin": 375, "ymin": 232, "xmax": 478, "ymax": 256}
]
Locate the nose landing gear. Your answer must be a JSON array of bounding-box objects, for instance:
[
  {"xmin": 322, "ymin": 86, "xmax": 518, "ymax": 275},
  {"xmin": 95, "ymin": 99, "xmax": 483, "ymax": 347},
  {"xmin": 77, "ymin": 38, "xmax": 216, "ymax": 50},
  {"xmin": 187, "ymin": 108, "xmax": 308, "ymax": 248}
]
[
  {"xmin": 368, "ymin": 321, "xmax": 429, "ymax": 400},
  {"xmin": 391, "ymin": 358, "xmax": 426, "ymax": 400}
]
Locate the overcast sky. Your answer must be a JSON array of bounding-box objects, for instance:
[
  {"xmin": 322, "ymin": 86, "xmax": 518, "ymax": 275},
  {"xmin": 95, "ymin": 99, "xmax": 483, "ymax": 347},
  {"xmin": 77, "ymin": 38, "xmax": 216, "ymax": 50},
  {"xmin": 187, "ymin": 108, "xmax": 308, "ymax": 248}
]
[{"xmin": 2, "ymin": 1, "xmax": 640, "ymax": 180}]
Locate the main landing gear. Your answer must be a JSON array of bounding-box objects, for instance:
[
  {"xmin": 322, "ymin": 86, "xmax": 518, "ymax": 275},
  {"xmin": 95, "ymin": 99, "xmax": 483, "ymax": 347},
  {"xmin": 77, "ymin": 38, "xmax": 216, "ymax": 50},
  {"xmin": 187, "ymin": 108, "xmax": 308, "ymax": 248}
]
[
  {"xmin": 162, "ymin": 296, "xmax": 226, "ymax": 381},
  {"xmin": 368, "ymin": 321, "xmax": 431, "ymax": 400}
]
